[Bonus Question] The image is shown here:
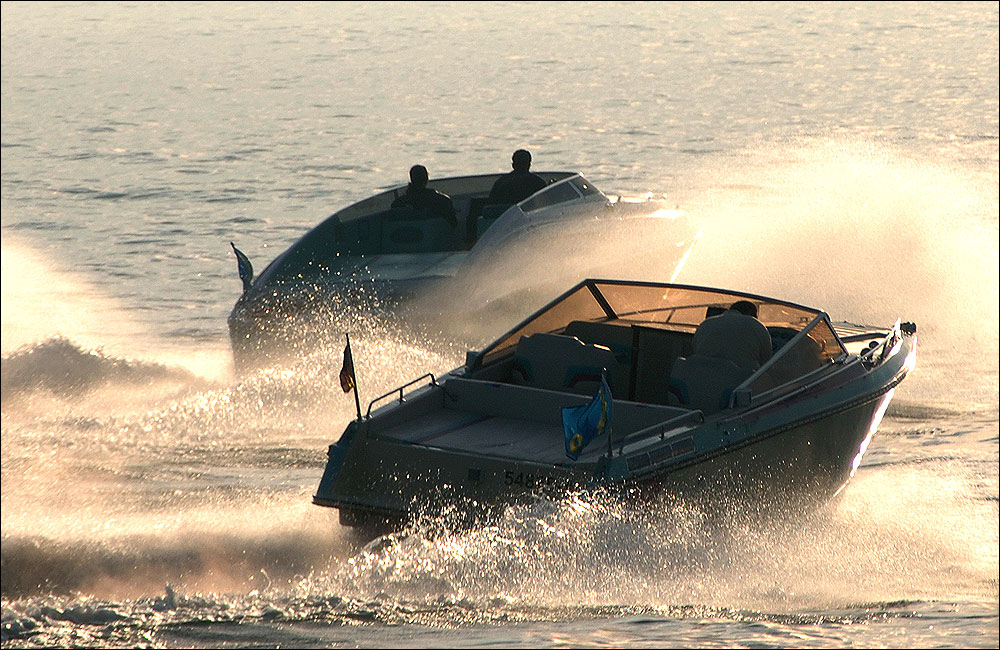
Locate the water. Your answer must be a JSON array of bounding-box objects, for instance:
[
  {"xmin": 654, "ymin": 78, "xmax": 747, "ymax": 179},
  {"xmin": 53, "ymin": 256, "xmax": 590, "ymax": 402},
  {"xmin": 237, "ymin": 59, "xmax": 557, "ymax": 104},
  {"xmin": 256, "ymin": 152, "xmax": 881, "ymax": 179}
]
[{"xmin": 2, "ymin": 2, "xmax": 997, "ymax": 647}]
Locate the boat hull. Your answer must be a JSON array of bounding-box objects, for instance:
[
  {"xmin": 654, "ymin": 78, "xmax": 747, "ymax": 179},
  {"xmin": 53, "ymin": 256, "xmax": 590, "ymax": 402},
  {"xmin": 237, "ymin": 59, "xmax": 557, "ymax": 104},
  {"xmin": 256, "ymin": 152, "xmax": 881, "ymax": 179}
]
[
  {"xmin": 310, "ymin": 278, "xmax": 916, "ymax": 531},
  {"xmin": 315, "ymin": 361, "xmax": 904, "ymax": 529},
  {"xmin": 623, "ymin": 391, "xmax": 893, "ymax": 517},
  {"xmin": 228, "ymin": 189, "xmax": 699, "ymax": 373},
  {"xmin": 313, "ymin": 415, "xmax": 590, "ymax": 529}
]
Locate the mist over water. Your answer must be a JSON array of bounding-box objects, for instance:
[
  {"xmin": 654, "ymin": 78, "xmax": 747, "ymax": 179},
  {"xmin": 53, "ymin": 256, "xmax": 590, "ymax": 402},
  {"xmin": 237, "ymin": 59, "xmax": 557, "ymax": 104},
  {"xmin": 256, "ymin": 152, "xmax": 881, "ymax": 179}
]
[
  {"xmin": 2, "ymin": 141, "xmax": 995, "ymax": 615},
  {"xmin": 3, "ymin": 143, "xmax": 997, "ymax": 650},
  {"xmin": 3, "ymin": 144, "xmax": 998, "ymax": 646},
  {"xmin": 1, "ymin": 239, "xmax": 232, "ymax": 384},
  {"xmin": 3, "ymin": 457, "xmax": 995, "ymax": 641},
  {"xmin": 420, "ymin": 139, "xmax": 999, "ymax": 407},
  {"xmin": 677, "ymin": 140, "xmax": 999, "ymax": 336}
]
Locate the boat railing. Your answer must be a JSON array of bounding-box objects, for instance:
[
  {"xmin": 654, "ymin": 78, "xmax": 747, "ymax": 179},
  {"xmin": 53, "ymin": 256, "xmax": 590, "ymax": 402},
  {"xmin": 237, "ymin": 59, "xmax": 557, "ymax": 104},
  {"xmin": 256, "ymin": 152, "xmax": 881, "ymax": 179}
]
[
  {"xmin": 608, "ymin": 409, "xmax": 705, "ymax": 457},
  {"xmin": 740, "ymin": 361, "xmax": 840, "ymax": 410},
  {"xmin": 367, "ymin": 373, "xmax": 438, "ymax": 417}
]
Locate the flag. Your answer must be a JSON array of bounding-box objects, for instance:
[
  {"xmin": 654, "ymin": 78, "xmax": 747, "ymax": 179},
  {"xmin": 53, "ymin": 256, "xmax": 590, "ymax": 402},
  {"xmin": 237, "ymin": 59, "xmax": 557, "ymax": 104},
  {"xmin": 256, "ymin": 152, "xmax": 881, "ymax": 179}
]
[
  {"xmin": 562, "ymin": 376, "xmax": 613, "ymax": 461},
  {"xmin": 340, "ymin": 333, "xmax": 362, "ymax": 420},
  {"xmin": 339, "ymin": 340, "xmax": 356, "ymax": 393},
  {"xmin": 230, "ymin": 242, "xmax": 254, "ymax": 293}
]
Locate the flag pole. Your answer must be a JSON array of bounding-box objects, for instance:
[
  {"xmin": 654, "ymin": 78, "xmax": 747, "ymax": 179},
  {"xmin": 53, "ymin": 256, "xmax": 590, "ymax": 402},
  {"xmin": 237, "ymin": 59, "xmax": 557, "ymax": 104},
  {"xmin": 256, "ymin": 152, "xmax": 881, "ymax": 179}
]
[
  {"xmin": 605, "ymin": 373, "xmax": 614, "ymax": 459},
  {"xmin": 345, "ymin": 332, "xmax": 362, "ymax": 420}
]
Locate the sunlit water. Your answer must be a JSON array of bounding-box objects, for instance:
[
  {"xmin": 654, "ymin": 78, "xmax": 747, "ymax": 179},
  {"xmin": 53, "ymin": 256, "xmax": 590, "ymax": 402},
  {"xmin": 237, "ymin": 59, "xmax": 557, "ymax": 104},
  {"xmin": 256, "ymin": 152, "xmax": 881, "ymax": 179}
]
[{"xmin": 2, "ymin": 2, "xmax": 997, "ymax": 648}]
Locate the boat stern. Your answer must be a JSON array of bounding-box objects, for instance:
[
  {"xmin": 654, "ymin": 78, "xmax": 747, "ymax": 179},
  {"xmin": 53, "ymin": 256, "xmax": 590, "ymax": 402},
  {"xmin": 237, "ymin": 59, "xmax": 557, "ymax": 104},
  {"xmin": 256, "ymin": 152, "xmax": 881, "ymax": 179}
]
[{"xmin": 312, "ymin": 421, "xmax": 359, "ymax": 509}]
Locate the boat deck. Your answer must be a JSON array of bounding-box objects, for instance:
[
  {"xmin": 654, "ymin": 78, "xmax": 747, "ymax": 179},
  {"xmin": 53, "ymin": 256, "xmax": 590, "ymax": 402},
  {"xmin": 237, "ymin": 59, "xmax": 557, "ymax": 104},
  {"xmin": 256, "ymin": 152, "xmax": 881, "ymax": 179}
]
[
  {"xmin": 376, "ymin": 409, "xmax": 598, "ymax": 465},
  {"xmin": 373, "ymin": 378, "xmax": 689, "ymax": 466}
]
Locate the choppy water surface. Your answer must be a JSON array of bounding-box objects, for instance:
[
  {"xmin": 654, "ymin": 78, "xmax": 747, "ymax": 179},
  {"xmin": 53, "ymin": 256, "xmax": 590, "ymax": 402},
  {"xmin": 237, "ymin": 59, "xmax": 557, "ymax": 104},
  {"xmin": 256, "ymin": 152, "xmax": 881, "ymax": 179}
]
[{"xmin": 2, "ymin": 2, "xmax": 997, "ymax": 648}]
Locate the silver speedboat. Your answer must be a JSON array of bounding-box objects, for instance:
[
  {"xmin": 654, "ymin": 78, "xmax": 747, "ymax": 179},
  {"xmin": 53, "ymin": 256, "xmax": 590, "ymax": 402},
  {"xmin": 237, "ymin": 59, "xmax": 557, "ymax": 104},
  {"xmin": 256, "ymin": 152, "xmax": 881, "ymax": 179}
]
[
  {"xmin": 228, "ymin": 173, "xmax": 698, "ymax": 371},
  {"xmin": 314, "ymin": 278, "xmax": 916, "ymax": 529}
]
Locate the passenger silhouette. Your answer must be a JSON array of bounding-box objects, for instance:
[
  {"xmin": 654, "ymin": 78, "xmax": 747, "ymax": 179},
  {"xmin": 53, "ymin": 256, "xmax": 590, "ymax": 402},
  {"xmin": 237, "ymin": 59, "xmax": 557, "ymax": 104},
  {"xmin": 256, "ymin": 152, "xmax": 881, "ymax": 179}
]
[
  {"xmin": 692, "ymin": 300, "xmax": 773, "ymax": 372},
  {"xmin": 667, "ymin": 301, "xmax": 772, "ymax": 413},
  {"xmin": 391, "ymin": 164, "xmax": 457, "ymax": 227},
  {"xmin": 487, "ymin": 149, "xmax": 547, "ymax": 205}
]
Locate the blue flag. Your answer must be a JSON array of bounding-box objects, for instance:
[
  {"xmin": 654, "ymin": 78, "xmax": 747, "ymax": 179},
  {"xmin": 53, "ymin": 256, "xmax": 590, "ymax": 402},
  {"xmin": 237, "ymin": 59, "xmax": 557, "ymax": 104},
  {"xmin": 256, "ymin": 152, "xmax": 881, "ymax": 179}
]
[
  {"xmin": 230, "ymin": 242, "xmax": 254, "ymax": 293},
  {"xmin": 562, "ymin": 376, "xmax": 613, "ymax": 461}
]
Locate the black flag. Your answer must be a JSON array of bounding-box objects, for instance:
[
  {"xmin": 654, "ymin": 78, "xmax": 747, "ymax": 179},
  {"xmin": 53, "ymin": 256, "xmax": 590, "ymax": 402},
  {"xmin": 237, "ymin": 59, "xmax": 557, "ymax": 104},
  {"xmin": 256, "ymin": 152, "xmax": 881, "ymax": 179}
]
[
  {"xmin": 230, "ymin": 242, "xmax": 253, "ymax": 293},
  {"xmin": 340, "ymin": 340, "xmax": 356, "ymax": 393}
]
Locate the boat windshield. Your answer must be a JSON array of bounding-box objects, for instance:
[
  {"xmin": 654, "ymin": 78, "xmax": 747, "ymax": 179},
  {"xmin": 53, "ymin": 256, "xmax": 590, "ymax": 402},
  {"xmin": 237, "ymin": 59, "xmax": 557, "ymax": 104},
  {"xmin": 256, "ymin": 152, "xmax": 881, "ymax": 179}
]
[
  {"xmin": 593, "ymin": 282, "xmax": 818, "ymax": 329},
  {"xmin": 740, "ymin": 314, "xmax": 848, "ymax": 399},
  {"xmin": 479, "ymin": 279, "xmax": 822, "ymax": 365},
  {"xmin": 519, "ymin": 174, "xmax": 604, "ymax": 213}
]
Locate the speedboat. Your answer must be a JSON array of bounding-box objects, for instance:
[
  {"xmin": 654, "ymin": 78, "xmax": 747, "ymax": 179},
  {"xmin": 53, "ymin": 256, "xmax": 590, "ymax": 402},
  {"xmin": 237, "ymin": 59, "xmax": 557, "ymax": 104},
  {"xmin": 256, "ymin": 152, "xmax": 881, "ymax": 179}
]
[
  {"xmin": 228, "ymin": 172, "xmax": 698, "ymax": 371},
  {"xmin": 313, "ymin": 278, "xmax": 917, "ymax": 529}
]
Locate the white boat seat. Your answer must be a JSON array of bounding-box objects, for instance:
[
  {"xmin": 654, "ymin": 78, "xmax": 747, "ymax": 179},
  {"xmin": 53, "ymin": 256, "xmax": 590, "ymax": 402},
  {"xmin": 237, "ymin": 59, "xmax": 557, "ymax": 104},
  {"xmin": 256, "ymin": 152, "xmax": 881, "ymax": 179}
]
[
  {"xmin": 511, "ymin": 333, "xmax": 616, "ymax": 395},
  {"xmin": 668, "ymin": 355, "xmax": 753, "ymax": 415}
]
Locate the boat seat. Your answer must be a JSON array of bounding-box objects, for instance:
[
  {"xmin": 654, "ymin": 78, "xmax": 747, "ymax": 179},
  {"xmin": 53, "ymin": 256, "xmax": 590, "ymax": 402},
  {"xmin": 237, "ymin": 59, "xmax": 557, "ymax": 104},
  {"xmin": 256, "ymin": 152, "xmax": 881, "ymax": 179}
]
[
  {"xmin": 667, "ymin": 355, "xmax": 753, "ymax": 415},
  {"xmin": 477, "ymin": 203, "xmax": 512, "ymax": 237},
  {"xmin": 381, "ymin": 207, "xmax": 463, "ymax": 253},
  {"xmin": 511, "ymin": 333, "xmax": 617, "ymax": 396},
  {"xmin": 464, "ymin": 197, "xmax": 490, "ymax": 246},
  {"xmin": 564, "ymin": 320, "xmax": 634, "ymax": 363},
  {"xmin": 564, "ymin": 320, "xmax": 634, "ymax": 396}
]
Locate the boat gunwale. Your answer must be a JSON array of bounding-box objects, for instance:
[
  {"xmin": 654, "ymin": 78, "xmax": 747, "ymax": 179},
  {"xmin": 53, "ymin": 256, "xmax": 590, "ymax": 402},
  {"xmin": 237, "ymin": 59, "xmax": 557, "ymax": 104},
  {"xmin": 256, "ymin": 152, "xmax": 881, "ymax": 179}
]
[
  {"xmin": 614, "ymin": 335, "xmax": 913, "ymax": 467},
  {"xmin": 355, "ymin": 329, "xmax": 913, "ymax": 477},
  {"xmin": 312, "ymin": 335, "xmax": 914, "ymax": 520},
  {"xmin": 243, "ymin": 171, "xmax": 601, "ymax": 292},
  {"xmin": 329, "ymin": 170, "xmax": 585, "ymax": 223},
  {"xmin": 619, "ymin": 347, "xmax": 913, "ymax": 487}
]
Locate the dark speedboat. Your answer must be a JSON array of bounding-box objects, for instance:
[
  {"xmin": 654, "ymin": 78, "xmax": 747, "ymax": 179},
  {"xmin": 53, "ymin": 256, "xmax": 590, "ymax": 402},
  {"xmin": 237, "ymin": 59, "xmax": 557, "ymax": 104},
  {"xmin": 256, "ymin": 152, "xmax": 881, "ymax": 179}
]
[
  {"xmin": 313, "ymin": 278, "xmax": 916, "ymax": 529},
  {"xmin": 228, "ymin": 172, "xmax": 699, "ymax": 372}
]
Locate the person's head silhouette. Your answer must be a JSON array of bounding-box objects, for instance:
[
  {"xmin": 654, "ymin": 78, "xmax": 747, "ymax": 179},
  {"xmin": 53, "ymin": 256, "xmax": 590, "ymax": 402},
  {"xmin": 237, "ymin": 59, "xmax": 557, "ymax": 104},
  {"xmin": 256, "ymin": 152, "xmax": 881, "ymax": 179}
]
[
  {"xmin": 730, "ymin": 300, "xmax": 758, "ymax": 318},
  {"xmin": 409, "ymin": 164, "xmax": 429, "ymax": 190},
  {"xmin": 511, "ymin": 149, "xmax": 532, "ymax": 172}
]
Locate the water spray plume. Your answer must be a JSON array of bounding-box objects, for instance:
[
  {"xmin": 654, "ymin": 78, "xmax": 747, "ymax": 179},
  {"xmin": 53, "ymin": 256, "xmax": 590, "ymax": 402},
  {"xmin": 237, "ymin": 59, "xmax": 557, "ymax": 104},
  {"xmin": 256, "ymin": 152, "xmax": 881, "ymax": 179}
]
[{"xmin": 1, "ymin": 237, "xmax": 231, "ymax": 382}]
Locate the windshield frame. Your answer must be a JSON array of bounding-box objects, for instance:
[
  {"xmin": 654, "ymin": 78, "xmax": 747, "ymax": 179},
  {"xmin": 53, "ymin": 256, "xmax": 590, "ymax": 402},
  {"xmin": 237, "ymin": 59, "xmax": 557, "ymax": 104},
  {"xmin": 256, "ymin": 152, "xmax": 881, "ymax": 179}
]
[
  {"xmin": 517, "ymin": 173, "xmax": 607, "ymax": 213},
  {"xmin": 736, "ymin": 312, "xmax": 849, "ymax": 404},
  {"xmin": 473, "ymin": 279, "xmax": 825, "ymax": 368}
]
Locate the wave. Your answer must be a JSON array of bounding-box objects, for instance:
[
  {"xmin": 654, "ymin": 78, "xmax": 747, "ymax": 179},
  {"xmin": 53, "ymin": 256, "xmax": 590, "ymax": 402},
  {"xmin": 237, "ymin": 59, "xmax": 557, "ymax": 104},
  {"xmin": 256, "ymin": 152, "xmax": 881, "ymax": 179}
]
[
  {"xmin": 2, "ymin": 458, "xmax": 994, "ymax": 607},
  {"xmin": 323, "ymin": 464, "xmax": 997, "ymax": 611},
  {"xmin": 1, "ymin": 337, "xmax": 209, "ymax": 406},
  {"xmin": 0, "ymin": 587, "xmax": 946, "ymax": 648},
  {"xmin": 0, "ymin": 507, "xmax": 353, "ymax": 601}
]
